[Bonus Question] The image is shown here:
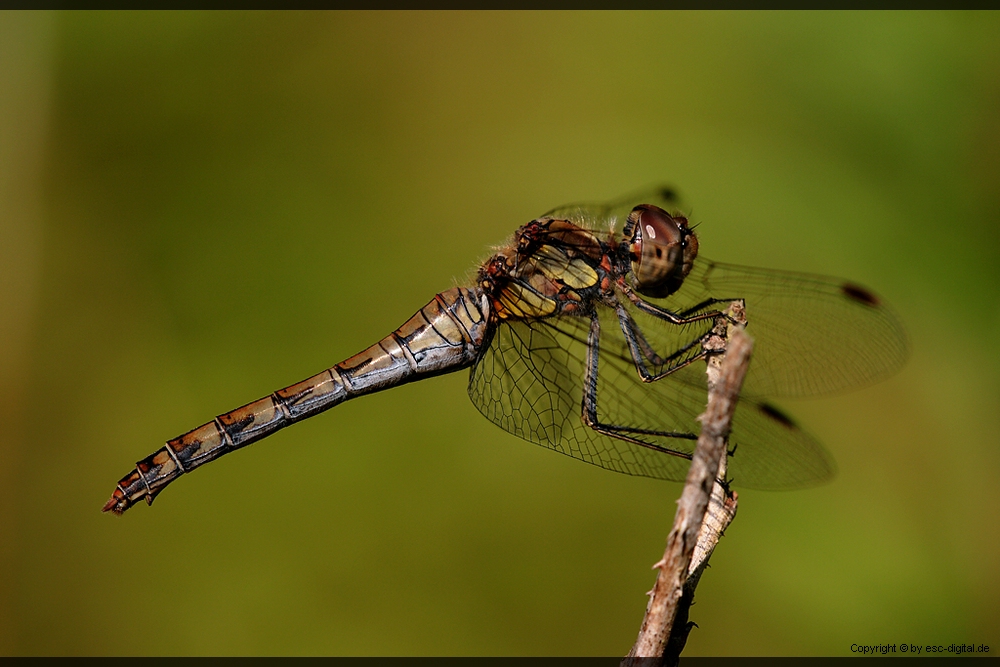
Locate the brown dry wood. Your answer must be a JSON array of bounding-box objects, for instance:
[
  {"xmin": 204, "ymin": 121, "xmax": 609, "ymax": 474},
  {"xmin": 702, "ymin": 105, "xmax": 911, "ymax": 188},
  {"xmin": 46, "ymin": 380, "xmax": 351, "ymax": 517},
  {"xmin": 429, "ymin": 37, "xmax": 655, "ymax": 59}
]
[{"xmin": 624, "ymin": 304, "xmax": 750, "ymax": 665}]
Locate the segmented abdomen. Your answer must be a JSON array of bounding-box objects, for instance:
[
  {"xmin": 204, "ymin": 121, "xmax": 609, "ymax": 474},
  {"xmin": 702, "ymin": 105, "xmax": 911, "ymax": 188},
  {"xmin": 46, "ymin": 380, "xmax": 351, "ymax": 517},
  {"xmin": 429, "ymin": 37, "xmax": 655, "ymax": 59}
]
[{"xmin": 103, "ymin": 286, "xmax": 489, "ymax": 515}]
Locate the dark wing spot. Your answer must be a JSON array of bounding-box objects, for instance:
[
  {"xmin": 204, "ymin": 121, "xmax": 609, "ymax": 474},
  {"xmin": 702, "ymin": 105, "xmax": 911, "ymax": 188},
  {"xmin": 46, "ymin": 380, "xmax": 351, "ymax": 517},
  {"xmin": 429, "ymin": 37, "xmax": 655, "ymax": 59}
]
[
  {"xmin": 658, "ymin": 186, "xmax": 678, "ymax": 203},
  {"xmin": 841, "ymin": 283, "xmax": 880, "ymax": 307},
  {"xmin": 655, "ymin": 247, "xmax": 662, "ymax": 258},
  {"xmin": 759, "ymin": 402, "xmax": 798, "ymax": 429}
]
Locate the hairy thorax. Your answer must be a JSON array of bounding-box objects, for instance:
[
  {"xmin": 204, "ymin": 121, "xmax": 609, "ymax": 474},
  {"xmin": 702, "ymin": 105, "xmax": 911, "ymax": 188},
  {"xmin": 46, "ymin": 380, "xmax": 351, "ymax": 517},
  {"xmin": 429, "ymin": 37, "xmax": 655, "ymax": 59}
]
[{"xmin": 478, "ymin": 218, "xmax": 619, "ymax": 321}]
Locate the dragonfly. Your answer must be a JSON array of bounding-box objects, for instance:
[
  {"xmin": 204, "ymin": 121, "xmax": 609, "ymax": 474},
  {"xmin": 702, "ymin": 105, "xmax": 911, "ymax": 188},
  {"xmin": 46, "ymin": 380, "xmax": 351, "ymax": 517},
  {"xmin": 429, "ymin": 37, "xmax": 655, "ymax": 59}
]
[{"xmin": 103, "ymin": 186, "xmax": 908, "ymax": 515}]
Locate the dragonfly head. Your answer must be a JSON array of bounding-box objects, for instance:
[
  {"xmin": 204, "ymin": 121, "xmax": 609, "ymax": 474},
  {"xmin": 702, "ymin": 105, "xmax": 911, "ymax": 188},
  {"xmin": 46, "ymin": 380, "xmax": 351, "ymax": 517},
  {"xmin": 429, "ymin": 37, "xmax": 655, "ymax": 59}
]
[{"xmin": 626, "ymin": 204, "xmax": 699, "ymax": 299}]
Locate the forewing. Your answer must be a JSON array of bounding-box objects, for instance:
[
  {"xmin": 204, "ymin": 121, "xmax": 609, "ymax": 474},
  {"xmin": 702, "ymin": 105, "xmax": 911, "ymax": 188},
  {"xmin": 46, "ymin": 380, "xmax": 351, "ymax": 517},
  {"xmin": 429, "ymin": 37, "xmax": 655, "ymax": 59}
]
[
  {"xmin": 543, "ymin": 185, "xmax": 907, "ymax": 398},
  {"xmin": 665, "ymin": 259, "xmax": 909, "ymax": 398}
]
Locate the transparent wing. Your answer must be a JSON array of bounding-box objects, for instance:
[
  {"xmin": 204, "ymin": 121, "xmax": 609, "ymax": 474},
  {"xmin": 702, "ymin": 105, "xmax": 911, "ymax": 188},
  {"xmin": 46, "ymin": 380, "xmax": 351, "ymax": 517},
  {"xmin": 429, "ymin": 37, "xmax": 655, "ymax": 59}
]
[
  {"xmin": 468, "ymin": 308, "xmax": 835, "ymax": 489},
  {"xmin": 663, "ymin": 259, "xmax": 909, "ymax": 398},
  {"xmin": 543, "ymin": 183, "xmax": 908, "ymax": 398}
]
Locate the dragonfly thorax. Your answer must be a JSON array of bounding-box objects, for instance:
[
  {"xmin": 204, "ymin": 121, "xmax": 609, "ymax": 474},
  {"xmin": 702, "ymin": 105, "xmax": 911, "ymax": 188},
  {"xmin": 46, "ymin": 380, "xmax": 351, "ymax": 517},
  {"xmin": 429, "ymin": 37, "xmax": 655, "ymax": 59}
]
[
  {"xmin": 625, "ymin": 204, "xmax": 699, "ymax": 299},
  {"xmin": 476, "ymin": 219, "xmax": 610, "ymax": 322}
]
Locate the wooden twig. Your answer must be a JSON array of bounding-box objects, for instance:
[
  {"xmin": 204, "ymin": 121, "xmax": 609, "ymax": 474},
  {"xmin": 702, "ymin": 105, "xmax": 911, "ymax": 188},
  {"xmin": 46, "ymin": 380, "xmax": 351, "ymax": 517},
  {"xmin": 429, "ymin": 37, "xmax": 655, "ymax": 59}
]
[
  {"xmin": 624, "ymin": 303, "xmax": 750, "ymax": 664},
  {"xmin": 661, "ymin": 452, "xmax": 740, "ymax": 663}
]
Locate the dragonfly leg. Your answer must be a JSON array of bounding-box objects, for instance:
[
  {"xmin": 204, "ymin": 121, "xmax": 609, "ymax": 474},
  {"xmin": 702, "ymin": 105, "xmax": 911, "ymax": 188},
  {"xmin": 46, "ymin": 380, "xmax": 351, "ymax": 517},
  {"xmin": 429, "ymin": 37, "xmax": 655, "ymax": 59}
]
[
  {"xmin": 615, "ymin": 304, "xmax": 707, "ymax": 383},
  {"xmin": 579, "ymin": 311, "xmax": 697, "ymax": 458},
  {"xmin": 676, "ymin": 296, "xmax": 742, "ymax": 319},
  {"xmin": 618, "ymin": 281, "xmax": 722, "ymax": 325},
  {"xmin": 618, "ymin": 305, "xmax": 668, "ymax": 366}
]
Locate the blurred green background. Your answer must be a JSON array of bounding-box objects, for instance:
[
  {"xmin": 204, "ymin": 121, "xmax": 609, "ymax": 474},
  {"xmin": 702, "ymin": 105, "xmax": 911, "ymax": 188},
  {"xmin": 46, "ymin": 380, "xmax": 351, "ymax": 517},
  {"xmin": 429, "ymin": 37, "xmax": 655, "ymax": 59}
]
[{"xmin": 1, "ymin": 10, "xmax": 998, "ymax": 657}]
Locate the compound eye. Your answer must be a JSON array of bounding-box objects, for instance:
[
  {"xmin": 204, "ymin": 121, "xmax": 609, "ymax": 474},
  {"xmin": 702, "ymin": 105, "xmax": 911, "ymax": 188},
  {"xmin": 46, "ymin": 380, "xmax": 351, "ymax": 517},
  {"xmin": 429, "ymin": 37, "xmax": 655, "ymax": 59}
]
[{"xmin": 627, "ymin": 205, "xmax": 697, "ymax": 298}]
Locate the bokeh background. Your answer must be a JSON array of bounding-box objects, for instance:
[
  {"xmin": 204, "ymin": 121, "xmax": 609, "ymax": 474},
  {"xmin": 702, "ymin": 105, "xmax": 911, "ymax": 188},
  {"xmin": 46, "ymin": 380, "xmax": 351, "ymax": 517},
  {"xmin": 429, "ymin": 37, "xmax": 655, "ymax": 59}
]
[{"xmin": 2, "ymin": 11, "xmax": 998, "ymax": 657}]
